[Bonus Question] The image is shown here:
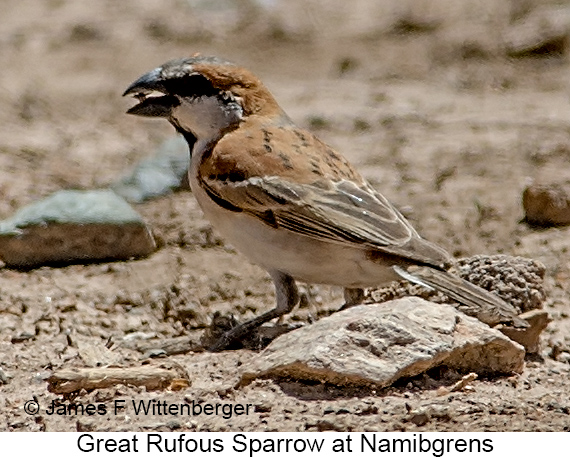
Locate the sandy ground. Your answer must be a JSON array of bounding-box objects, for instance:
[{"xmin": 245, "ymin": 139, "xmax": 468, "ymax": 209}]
[{"xmin": 2, "ymin": 0, "xmax": 570, "ymax": 432}]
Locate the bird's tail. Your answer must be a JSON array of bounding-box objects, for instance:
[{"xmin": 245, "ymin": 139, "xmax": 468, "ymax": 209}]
[{"xmin": 393, "ymin": 265, "xmax": 528, "ymax": 328}]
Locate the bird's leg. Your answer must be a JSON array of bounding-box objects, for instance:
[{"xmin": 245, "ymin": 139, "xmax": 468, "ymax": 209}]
[
  {"xmin": 208, "ymin": 271, "xmax": 299, "ymax": 351},
  {"xmin": 340, "ymin": 287, "xmax": 365, "ymax": 310}
]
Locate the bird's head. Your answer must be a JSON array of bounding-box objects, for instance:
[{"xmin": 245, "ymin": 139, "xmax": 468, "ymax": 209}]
[{"xmin": 123, "ymin": 55, "xmax": 280, "ymax": 144}]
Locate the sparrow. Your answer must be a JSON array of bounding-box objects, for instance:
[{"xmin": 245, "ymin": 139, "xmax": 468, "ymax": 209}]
[{"xmin": 124, "ymin": 55, "xmax": 526, "ymax": 351}]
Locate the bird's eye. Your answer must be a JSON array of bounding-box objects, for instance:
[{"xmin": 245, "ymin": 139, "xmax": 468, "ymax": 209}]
[
  {"xmin": 220, "ymin": 91, "xmax": 235, "ymax": 103},
  {"xmin": 164, "ymin": 73, "xmax": 217, "ymax": 98}
]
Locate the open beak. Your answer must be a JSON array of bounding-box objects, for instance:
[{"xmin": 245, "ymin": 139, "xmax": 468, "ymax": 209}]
[{"xmin": 123, "ymin": 68, "xmax": 178, "ymax": 117}]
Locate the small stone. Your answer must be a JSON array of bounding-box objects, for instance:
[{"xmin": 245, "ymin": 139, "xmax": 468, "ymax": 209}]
[
  {"xmin": 11, "ymin": 332, "xmax": 35, "ymax": 343},
  {"xmin": 240, "ymin": 298, "xmax": 525, "ymax": 389},
  {"xmin": 557, "ymin": 352, "xmax": 570, "ymax": 363},
  {"xmin": 409, "ymin": 410, "xmax": 430, "ymax": 426},
  {"xmin": 356, "ymin": 404, "xmax": 379, "ymax": 415},
  {"xmin": 76, "ymin": 420, "xmax": 96, "ymax": 432},
  {"xmin": 254, "ymin": 403, "xmax": 272, "ymax": 413},
  {"xmin": 308, "ymin": 419, "xmax": 345, "ymax": 432},
  {"xmin": 77, "ymin": 339, "xmax": 121, "ymax": 367},
  {"xmin": 429, "ymin": 405, "xmax": 453, "ymax": 421},
  {"xmin": 167, "ymin": 420, "xmax": 182, "ymax": 430},
  {"xmin": 497, "ymin": 309, "xmax": 551, "ymax": 354},
  {"xmin": 523, "ymin": 182, "xmax": 570, "ymax": 226},
  {"xmin": 112, "ymin": 136, "xmax": 190, "ymax": 203},
  {"xmin": 143, "ymin": 349, "xmax": 168, "ymax": 359},
  {"xmin": 0, "ymin": 190, "xmax": 156, "ymax": 268},
  {"xmin": 0, "ymin": 368, "xmax": 9, "ymax": 384}
]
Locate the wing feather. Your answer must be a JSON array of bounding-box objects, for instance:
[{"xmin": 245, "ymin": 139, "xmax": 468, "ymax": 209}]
[{"xmin": 200, "ymin": 174, "xmax": 451, "ymax": 267}]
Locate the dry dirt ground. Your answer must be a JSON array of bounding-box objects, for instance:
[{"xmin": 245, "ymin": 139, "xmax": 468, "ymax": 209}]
[{"xmin": 2, "ymin": 0, "xmax": 570, "ymax": 432}]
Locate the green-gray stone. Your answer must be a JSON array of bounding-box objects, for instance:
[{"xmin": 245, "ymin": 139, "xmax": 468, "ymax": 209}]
[
  {"xmin": 0, "ymin": 190, "xmax": 156, "ymax": 268},
  {"xmin": 112, "ymin": 136, "xmax": 190, "ymax": 203}
]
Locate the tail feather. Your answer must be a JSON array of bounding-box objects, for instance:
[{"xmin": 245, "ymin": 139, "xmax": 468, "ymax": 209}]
[{"xmin": 393, "ymin": 265, "xmax": 528, "ymax": 328}]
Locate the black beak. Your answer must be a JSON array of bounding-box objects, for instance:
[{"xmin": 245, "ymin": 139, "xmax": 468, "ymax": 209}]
[
  {"xmin": 123, "ymin": 67, "xmax": 178, "ymax": 117},
  {"xmin": 123, "ymin": 67, "xmax": 163, "ymax": 96}
]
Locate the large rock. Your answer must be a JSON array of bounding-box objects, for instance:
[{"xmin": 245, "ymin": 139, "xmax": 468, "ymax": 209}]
[
  {"xmin": 240, "ymin": 298, "xmax": 524, "ymax": 388},
  {"xmin": 0, "ymin": 190, "xmax": 156, "ymax": 268}
]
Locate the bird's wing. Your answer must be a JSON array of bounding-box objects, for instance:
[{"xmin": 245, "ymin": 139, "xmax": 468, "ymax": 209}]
[{"xmin": 199, "ymin": 173, "xmax": 451, "ymax": 267}]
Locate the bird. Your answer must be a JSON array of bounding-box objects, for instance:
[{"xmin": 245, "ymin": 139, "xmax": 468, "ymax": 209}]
[{"xmin": 123, "ymin": 55, "xmax": 527, "ymax": 351}]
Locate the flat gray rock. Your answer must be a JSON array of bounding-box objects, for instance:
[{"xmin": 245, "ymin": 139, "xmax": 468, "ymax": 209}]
[
  {"xmin": 112, "ymin": 136, "xmax": 190, "ymax": 203},
  {"xmin": 0, "ymin": 190, "xmax": 156, "ymax": 268},
  {"xmin": 240, "ymin": 298, "xmax": 525, "ymax": 388}
]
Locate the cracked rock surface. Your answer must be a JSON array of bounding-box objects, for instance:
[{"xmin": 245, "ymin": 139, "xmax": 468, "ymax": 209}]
[{"xmin": 241, "ymin": 298, "xmax": 525, "ymax": 388}]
